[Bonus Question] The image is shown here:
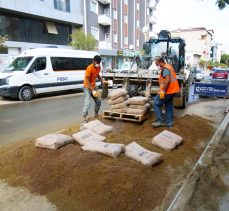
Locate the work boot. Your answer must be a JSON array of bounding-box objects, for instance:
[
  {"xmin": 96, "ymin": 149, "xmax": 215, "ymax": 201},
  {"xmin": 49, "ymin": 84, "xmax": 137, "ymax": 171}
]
[
  {"xmin": 94, "ymin": 112, "xmax": 99, "ymax": 118},
  {"xmin": 152, "ymin": 122, "xmax": 166, "ymax": 128},
  {"xmin": 82, "ymin": 115, "xmax": 87, "ymax": 123}
]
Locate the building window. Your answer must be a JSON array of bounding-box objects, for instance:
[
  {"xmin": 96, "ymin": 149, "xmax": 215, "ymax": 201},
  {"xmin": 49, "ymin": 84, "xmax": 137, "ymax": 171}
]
[
  {"xmin": 0, "ymin": 13, "xmax": 71, "ymax": 45},
  {"xmin": 90, "ymin": 0, "xmax": 98, "ymax": 14},
  {"xmin": 54, "ymin": 0, "xmax": 70, "ymax": 12},
  {"xmin": 113, "ymin": 10, "xmax": 117, "ymax": 19},
  {"xmin": 124, "ymin": 15, "xmax": 128, "ymax": 23},
  {"xmin": 104, "ymin": 8, "xmax": 110, "ymax": 16},
  {"xmin": 45, "ymin": 22, "xmax": 58, "ymax": 34},
  {"xmin": 136, "ymin": 39, "xmax": 139, "ymax": 47},
  {"xmin": 105, "ymin": 33, "xmax": 110, "ymax": 42},
  {"xmin": 91, "ymin": 27, "xmax": 99, "ymax": 40},
  {"xmin": 136, "ymin": 20, "xmax": 139, "ymax": 27},
  {"xmin": 0, "ymin": 47, "xmax": 8, "ymax": 54},
  {"xmin": 137, "ymin": 2, "xmax": 140, "ymax": 10},
  {"xmin": 113, "ymin": 34, "xmax": 117, "ymax": 44},
  {"xmin": 124, "ymin": 37, "xmax": 128, "ymax": 46}
]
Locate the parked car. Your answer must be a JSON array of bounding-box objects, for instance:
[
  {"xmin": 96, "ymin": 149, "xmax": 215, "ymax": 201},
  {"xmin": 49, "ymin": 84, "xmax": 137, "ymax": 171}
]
[
  {"xmin": 195, "ymin": 69, "xmax": 205, "ymax": 81},
  {"xmin": 212, "ymin": 68, "xmax": 228, "ymax": 79}
]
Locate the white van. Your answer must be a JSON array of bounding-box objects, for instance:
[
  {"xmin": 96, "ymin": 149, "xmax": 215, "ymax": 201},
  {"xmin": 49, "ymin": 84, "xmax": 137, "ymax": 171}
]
[{"xmin": 0, "ymin": 48, "xmax": 99, "ymax": 100}]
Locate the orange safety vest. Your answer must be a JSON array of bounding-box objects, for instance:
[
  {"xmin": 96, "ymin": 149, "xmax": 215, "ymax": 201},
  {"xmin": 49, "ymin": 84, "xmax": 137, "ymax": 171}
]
[{"xmin": 159, "ymin": 64, "xmax": 180, "ymax": 94}]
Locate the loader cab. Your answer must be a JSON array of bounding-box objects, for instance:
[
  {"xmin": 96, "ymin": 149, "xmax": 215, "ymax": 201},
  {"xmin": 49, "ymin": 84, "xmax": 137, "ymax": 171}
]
[{"xmin": 143, "ymin": 30, "xmax": 186, "ymax": 73}]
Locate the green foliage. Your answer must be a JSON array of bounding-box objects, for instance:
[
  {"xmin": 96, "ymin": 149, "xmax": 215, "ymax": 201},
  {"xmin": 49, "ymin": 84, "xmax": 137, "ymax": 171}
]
[
  {"xmin": 207, "ymin": 60, "xmax": 227, "ymax": 68},
  {"xmin": 70, "ymin": 29, "xmax": 97, "ymax": 51},
  {"xmin": 220, "ymin": 54, "xmax": 229, "ymax": 65},
  {"xmin": 0, "ymin": 35, "xmax": 8, "ymax": 48},
  {"xmin": 199, "ymin": 59, "xmax": 206, "ymax": 68},
  {"xmin": 199, "ymin": 59, "xmax": 228, "ymax": 69},
  {"xmin": 216, "ymin": 0, "xmax": 229, "ymax": 9}
]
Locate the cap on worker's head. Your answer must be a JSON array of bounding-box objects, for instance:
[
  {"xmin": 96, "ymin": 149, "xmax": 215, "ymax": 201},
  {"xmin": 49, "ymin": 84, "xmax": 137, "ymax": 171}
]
[
  {"xmin": 94, "ymin": 55, "xmax": 102, "ymax": 63},
  {"xmin": 155, "ymin": 56, "xmax": 165, "ymax": 63}
]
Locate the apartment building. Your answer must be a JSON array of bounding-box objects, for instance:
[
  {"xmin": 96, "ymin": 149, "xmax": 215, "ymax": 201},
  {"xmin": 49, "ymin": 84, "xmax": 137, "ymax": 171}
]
[
  {"xmin": 171, "ymin": 27, "xmax": 215, "ymax": 66},
  {"xmin": 0, "ymin": 0, "xmax": 154, "ymax": 71},
  {"xmin": 0, "ymin": 0, "xmax": 83, "ymax": 70},
  {"xmin": 84, "ymin": 0, "xmax": 151, "ymax": 69}
]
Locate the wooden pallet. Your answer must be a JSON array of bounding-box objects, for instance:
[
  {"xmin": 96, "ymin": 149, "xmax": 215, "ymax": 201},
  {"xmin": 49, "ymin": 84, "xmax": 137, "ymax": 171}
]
[{"xmin": 103, "ymin": 110, "xmax": 149, "ymax": 122}]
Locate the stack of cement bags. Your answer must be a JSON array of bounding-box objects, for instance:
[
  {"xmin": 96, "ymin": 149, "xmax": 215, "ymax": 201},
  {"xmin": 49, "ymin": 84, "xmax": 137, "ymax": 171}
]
[
  {"xmin": 126, "ymin": 96, "xmax": 150, "ymax": 115},
  {"xmin": 152, "ymin": 130, "xmax": 183, "ymax": 151},
  {"xmin": 108, "ymin": 88, "xmax": 129, "ymax": 113}
]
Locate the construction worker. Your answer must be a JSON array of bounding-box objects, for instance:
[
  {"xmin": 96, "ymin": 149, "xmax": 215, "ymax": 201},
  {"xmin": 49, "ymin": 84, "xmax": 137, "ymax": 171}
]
[
  {"xmin": 82, "ymin": 55, "xmax": 104, "ymax": 123},
  {"xmin": 152, "ymin": 57, "xmax": 180, "ymax": 128}
]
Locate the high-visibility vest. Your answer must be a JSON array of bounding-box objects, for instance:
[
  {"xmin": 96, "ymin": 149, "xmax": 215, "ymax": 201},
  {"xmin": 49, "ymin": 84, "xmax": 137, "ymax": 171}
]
[{"xmin": 159, "ymin": 64, "xmax": 180, "ymax": 94}]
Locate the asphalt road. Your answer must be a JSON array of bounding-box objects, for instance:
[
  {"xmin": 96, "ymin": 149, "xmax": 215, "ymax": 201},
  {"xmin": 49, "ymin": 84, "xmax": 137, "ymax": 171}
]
[{"xmin": 0, "ymin": 92, "xmax": 109, "ymax": 146}]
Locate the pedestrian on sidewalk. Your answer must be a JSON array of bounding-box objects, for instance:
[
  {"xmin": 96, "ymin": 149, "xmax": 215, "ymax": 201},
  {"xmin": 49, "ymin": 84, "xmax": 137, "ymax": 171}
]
[
  {"xmin": 152, "ymin": 57, "xmax": 180, "ymax": 128},
  {"xmin": 82, "ymin": 55, "xmax": 104, "ymax": 123}
]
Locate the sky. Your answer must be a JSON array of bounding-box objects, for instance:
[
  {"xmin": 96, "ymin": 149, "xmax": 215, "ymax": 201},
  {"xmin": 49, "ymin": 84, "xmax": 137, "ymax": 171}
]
[{"xmin": 153, "ymin": 0, "xmax": 229, "ymax": 53}]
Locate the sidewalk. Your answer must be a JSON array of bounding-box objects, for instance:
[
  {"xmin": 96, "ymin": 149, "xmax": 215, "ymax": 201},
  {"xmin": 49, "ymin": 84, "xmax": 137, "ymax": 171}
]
[{"xmin": 167, "ymin": 110, "xmax": 229, "ymax": 210}]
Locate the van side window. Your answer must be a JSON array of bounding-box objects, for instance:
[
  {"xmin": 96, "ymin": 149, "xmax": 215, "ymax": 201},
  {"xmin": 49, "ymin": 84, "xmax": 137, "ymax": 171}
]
[
  {"xmin": 29, "ymin": 57, "xmax": 46, "ymax": 72},
  {"xmin": 51, "ymin": 57, "xmax": 93, "ymax": 71}
]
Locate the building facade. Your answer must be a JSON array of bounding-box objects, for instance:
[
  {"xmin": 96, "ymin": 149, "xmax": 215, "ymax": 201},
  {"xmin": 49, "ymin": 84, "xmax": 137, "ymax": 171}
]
[
  {"xmin": 0, "ymin": 0, "xmax": 155, "ymax": 71},
  {"xmin": 171, "ymin": 27, "xmax": 215, "ymax": 66},
  {"xmin": 83, "ymin": 0, "xmax": 151, "ymax": 70},
  {"xmin": 0, "ymin": 0, "xmax": 83, "ymax": 70}
]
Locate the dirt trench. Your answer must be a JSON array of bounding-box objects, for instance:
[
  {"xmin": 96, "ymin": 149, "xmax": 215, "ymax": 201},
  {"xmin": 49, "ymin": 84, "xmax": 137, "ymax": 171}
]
[{"xmin": 0, "ymin": 113, "xmax": 215, "ymax": 211}]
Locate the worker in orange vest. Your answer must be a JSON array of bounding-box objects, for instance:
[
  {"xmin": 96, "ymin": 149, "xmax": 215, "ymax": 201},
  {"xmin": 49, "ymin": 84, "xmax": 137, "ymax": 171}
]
[
  {"xmin": 152, "ymin": 57, "xmax": 180, "ymax": 128},
  {"xmin": 82, "ymin": 55, "xmax": 104, "ymax": 123}
]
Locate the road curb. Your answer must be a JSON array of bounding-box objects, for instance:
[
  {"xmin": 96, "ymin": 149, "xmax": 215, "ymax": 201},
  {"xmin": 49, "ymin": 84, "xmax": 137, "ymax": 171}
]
[{"xmin": 167, "ymin": 111, "xmax": 229, "ymax": 211}]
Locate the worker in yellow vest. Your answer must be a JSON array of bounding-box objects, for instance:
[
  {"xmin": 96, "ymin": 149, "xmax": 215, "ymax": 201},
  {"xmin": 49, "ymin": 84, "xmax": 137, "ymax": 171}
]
[{"xmin": 152, "ymin": 57, "xmax": 180, "ymax": 128}]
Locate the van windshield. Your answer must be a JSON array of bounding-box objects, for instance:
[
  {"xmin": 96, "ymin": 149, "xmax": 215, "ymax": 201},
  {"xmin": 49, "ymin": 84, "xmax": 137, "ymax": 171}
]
[{"xmin": 4, "ymin": 56, "xmax": 33, "ymax": 72}]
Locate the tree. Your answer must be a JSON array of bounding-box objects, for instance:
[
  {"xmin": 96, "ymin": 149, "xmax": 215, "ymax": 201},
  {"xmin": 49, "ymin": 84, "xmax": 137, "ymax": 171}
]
[
  {"xmin": 0, "ymin": 35, "xmax": 7, "ymax": 48},
  {"xmin": 70, "ymin": 29, "xmax": 97, "ymax": 51},
  {"xmin": 220, "ymin": 53, "xmax": 229, "ymax": 65},
  {"xmin": 199, "ymin": 59, "xmax": 206, "ymax": 68},
  {"xmin": 216, "ymin": 0, "xmax": 229, "ymax": 9}
]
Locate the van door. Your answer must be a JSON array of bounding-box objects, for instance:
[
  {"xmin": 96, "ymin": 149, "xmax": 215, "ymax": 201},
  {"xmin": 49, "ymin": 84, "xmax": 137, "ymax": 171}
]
[{"xmin": 26, "ymin": 57, "xmax": 52, "ymax": 94}]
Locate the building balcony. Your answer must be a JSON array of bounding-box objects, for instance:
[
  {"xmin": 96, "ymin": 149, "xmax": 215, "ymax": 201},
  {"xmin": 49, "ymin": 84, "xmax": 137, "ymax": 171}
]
[
  {"xmin": 148, "ymin": 31, "xmax": 157, "ymax": 38},
  {"xmin": 148, "ymin": 0, "xmax": 159, "ymax": 9},
  {"xmin": 149, "ymin": 16, "xmax": 157, "ymax": 24},
  {"xmin": 98, "ymin": 14, "xmax": 111, "ymax": 26},
  {"xmin": 97, "ymin": 0, "xmax": 111, "ymax": 4},
  {"xmin": 99, "ymin": 41, "xmax": 112, "ymax": 49}
]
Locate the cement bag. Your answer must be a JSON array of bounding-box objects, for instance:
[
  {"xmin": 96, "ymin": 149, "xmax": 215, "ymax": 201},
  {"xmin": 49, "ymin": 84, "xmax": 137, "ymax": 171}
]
[
  {"xmin": 126, "ymin": 108, "xmax": 147, "ymax": 115},
  {"xmin": 72, "ymin": 129, "xmax": 106, "ymax": 146},
  {"xmin": 35, "ymin": 133, "xmax": 73, "ymax": 150},
  {"xmin": 82, "ymin": 141, "xmax": 125, "ymax": 158},
  {"xmin": 111, "ymin": 101, "xmax": 127, "ymax": 109},
  {"xmin": 108, "ymin": 95, "xmax": 128, "ymax": 105},
  {"xmin": 125, "ymin": 142, "xmax": 162, "ymax": 166},
  {"xmin": 101, "ymin": 82, "xmax": 109, "ymax": 99},
  {"xmin": 152, "ymin": 130, "xmax": 183, "ymax": 151},
  {"xmin": 110, "ymin": 88, "xmax": 127, "ymax": 100},
  {"xmin": 82, "ymin": 119, "xmax": 113, "ymax": 135},
  {"xmin": 112, "ymin": 108, "xmax": 127, "ymax": 113},
  {"xmin": 127, "ymin": 96, "xmax": 149, "ymax": 105},
  {"xmin": 129, "ymin": 103, "xmax": 151, "ymax": 110}
]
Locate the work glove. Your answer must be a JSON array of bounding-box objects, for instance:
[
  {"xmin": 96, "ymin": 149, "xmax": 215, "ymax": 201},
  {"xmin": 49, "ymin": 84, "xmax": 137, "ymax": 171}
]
[
  {"xmin": 159, "ymin": 91, "xmax": 165, "ymax": 99},
  {"xmin": 92, "ymin": 90, "xmax": 99, "ymax": 98}
]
